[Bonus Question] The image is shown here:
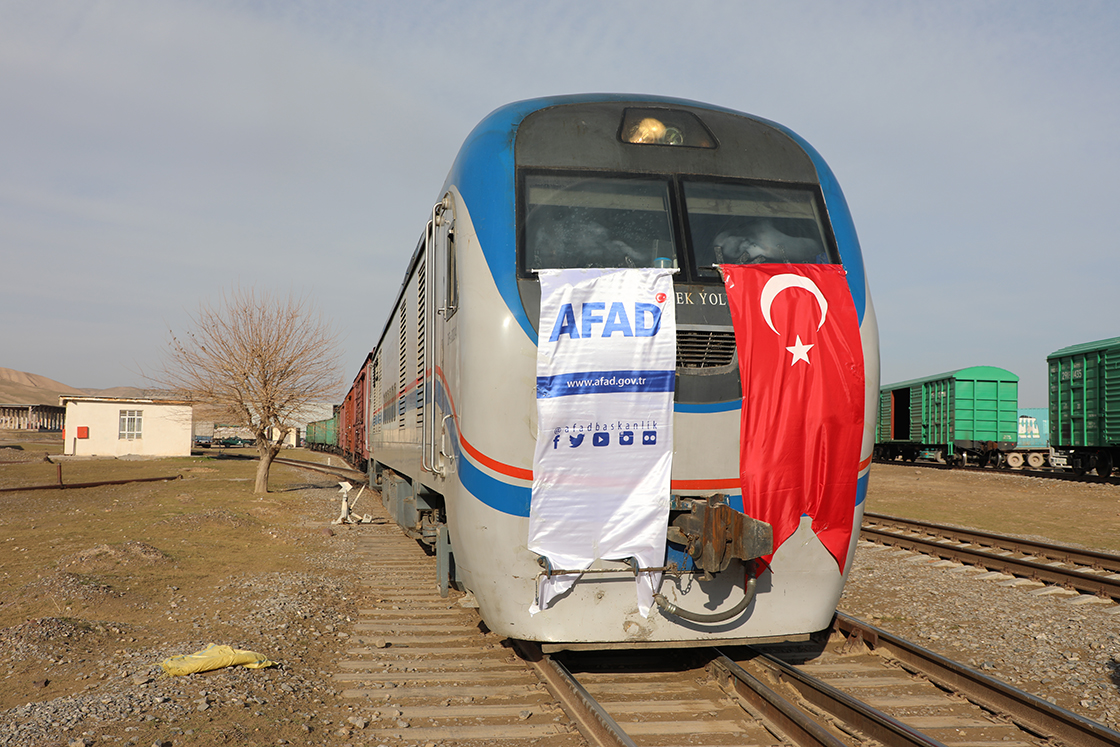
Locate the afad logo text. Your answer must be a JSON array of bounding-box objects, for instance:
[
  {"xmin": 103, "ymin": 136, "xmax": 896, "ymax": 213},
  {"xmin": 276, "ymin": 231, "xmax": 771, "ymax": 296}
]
[{"xmin": 549, "ymin": 301, "xmax": 662, "ymax": 341}]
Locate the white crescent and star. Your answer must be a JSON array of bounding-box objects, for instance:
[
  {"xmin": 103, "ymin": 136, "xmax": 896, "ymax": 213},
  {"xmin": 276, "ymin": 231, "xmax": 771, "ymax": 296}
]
[{"xmin": 759, "ymin": 273, "xmax": 828, "ymax": 366}]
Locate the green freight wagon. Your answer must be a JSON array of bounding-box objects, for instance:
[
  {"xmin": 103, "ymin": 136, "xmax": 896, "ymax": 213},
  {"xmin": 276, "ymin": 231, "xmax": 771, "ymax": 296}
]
[
  {"xmin": 305, "ymin": 408, "xmax": 340, "ymax": 453},
  {"xmin": 876, "ymin": 366, "xmax": 1019, "ymax": 466},
  {"xmin": 1047, "ymin": 336, "xmax": 1120, "ymax": 476}
]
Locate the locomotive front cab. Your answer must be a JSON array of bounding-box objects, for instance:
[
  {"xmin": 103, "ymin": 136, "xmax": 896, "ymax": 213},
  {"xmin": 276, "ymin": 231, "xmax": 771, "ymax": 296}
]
[
  {"xmin": 514, "ymin": 103, "xmax": 842, "ymax": 407},
  {"xmin": 507, "ymin": 100, "xmax": 863, "ymax": 631}
]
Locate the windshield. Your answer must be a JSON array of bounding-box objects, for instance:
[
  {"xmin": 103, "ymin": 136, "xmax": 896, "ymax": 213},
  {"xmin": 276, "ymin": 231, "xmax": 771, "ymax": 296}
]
[
  {"xmin": 524, "ymin": 174, "xmax": 677, "ymax": 271},
  {"xmin": 685, "ymin": 182, "xmax": 834, "ymax": 276}
]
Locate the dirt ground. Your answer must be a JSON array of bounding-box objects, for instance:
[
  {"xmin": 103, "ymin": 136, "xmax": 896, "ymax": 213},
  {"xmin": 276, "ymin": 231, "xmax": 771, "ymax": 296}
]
[
  {"xmin": 3, "ymin": 437, "xmax": 1118, "ymax": 745},
  {"xmin": 0, "ymin": 436, "xmax": 363, "ymax": 746},
  {"xmin": 864, "ymin": 461, "xmax": 1120, "ymax": 553}
]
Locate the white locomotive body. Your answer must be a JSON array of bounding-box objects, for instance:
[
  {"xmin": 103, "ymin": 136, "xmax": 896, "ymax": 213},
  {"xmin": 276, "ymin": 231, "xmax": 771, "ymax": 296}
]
[{"xmin": 365, "ymin": 95, "xmax": 879, "ymax": 648}]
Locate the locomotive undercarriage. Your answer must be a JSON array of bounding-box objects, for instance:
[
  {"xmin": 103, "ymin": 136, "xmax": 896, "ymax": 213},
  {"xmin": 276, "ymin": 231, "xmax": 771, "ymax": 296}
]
[
  {"xmin": 373, "ymin": 464, "xmax": 459, "ymax": 597},
  {"xmin": 377, "ymin": 458, "xmax": 779, "ymax": 616}
]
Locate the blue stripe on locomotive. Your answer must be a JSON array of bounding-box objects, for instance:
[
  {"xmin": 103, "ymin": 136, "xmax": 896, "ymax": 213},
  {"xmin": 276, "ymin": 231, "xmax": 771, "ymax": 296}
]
[
  {"xmin": 455, "ymin": 426, "xmax": 869, "ymax": 520},
  {"xmin": 441, "ymin": 95, "xmax": 868, "ymax": 347}
]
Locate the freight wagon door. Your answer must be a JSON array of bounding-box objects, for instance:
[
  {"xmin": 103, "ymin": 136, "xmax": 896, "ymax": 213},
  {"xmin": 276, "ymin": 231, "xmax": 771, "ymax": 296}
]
[
  {"xmin": 1052, "ymin": 356, "xmax": 1091, "ymax": 447},
  {"xmin": 922, "ymin": 378, "xmax": 951, "ymax": 446},
  {"xmin": 1106, "ymin": 348, "xmax": 1120, "ymax": 445},
  {"xmin": 889, "ymin": 388, "xmax": 910, "ymax": 440}
]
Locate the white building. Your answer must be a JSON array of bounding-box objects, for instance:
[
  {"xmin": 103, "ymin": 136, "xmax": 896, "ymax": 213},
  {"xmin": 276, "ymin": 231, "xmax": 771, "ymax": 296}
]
[{"xmin": 59, "ymin": 396, "xmax": 193, "ymax": 457}]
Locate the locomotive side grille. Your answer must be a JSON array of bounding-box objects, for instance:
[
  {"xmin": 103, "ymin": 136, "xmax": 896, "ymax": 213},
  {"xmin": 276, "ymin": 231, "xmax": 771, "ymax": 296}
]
[
  {"xmin": 398, "ymin": 299, "xmax": 407, "ymax": 426},
  {"xmin": 416, "ymin": 262, "xmax": 426, "ymax": 426},
  {"xmin": 676, "ymin": 329, "xmax": 736, "ymax": 369}
]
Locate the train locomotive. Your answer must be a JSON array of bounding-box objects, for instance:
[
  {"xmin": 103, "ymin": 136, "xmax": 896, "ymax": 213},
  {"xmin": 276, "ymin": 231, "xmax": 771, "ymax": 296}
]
[{"xmin": 333, "ymin": 95, "xmax": 879, "ymax": 648}]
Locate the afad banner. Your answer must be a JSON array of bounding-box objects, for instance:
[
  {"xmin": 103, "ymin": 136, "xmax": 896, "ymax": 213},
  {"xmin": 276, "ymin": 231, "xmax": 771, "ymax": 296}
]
[
  {"xmin": 721, "ymin": 264, "xmax": 865, "ymax": 574},
  {"xmin": 529, "ymin": 268, "xmax": 676, "ymax": 617}
]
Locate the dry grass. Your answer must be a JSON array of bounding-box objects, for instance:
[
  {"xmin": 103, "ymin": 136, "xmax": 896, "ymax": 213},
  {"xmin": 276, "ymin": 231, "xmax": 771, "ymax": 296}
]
[
  {"xmin": 867, "ymin": 462, "xmax": 1120, "ymax": 552},
  {"xmin": 3, "ymin": 438, "xmax": 1117, "ymax": 742},
  {"xmin": 0, "ymin": 441, "xmax": 348, "ymax": 717}
]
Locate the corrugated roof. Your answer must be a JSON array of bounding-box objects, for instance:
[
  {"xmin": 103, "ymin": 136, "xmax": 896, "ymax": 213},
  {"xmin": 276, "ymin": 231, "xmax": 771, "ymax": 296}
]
[
  {"xmin": 58, "ymin": 395, "xmax": 194, "ymax": 406},
  {"xmin": 1047, "ymin": 336, "xmax": 1120, "ymax": 360},
  {"xmin": 881, "ymin": 365, "xmax": 1019, "ymax": 391}
]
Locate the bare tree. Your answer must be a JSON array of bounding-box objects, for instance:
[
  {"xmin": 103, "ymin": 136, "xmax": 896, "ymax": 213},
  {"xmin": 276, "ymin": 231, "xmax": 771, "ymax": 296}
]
[{"xmin": 156, "ymin": 288, "xmax": 343, "ymax": 494}]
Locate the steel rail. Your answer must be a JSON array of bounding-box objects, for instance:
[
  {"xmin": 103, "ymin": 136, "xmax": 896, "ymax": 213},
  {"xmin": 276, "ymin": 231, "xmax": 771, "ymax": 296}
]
[
  {"xmin": 271, "ymin": 456, "xmax": 368, "ymax": 484},
  {"xmin": 511, "ymin": 639, "xmax": 636, "ymax": 747},
  {"xmin": 523, "ymin": 639, "xmax": 863, "ymax": 747},
  {"xmin": 865, "ymin": 511, "xmax": 1120, "ymax": 574},
  {"xmin": 873, "ymin": 458, "xmax": 1120, "ymax": 485},
  {"xmin": 717, "ymin": 649, "xmax": 949, "ymax": 747},
  {"xmin": 860, "ymin": 525, "xmax": 1120, "ymax": 601},
  {"xmin": 708, "ymin": 653, "xmax": 859, "ymax": 747},
  {"xmin": 833, "ymin": 612, "xmax": 1120, "ymax": 747},
  {"xmin": 0, "ymin": 473, "xmax": 182, "ymax": 493}
]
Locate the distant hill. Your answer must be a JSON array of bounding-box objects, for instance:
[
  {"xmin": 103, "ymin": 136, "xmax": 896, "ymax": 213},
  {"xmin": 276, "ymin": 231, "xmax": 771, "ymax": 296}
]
[
  {"xmin": 1, "ymin": 368, "xmax": 336, "ymax": 436},
  {"xmin": 0, "ymin": 368, "xmax": 150, "ymax": 406}
]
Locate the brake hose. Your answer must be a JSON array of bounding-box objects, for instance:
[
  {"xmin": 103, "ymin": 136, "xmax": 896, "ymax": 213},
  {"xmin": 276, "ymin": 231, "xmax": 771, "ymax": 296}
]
[{"xmin": 653, "ymin": 570, "xmax": 758, "ymax": 624}]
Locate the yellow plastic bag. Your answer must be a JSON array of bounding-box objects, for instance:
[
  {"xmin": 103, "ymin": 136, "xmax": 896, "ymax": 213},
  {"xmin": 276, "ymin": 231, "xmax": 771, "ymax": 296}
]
[{"xmin": 159, "ymin": 643, "xmax": 276, "ymax": 676}]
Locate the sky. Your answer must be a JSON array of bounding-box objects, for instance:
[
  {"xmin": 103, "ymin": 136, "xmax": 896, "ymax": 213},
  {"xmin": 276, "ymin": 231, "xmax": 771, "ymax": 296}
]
[{"xmin": 2, "ymin": 1, "xmax": 1118, "ymax": 406}]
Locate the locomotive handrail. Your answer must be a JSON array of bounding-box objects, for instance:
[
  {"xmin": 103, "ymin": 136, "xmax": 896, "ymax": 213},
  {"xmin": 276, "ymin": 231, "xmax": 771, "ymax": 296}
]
[
  {"xmin": 421, "ymin": 195, "xmax": 453, "ymax": 477},
  {"xmin": 534, "ymin": 555, "xmax": 708, "ymax": 577},
  {"xmin": 421, "ymin": 212, "xmax": 435, "ymax": 474}
]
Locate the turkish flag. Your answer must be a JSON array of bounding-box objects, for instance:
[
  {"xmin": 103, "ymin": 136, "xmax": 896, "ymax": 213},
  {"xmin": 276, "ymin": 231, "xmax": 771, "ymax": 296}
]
[{"xmin": 722, "ymin": 264, "xmax": 864, "ymax": 573}]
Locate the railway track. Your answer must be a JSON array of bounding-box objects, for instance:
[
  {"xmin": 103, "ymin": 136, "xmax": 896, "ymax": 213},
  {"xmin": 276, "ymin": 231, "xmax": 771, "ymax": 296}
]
[
  {"xmin": 334, "ymin": 516, "xmax": 584, "ymax": 744},
  {"xmin": 328, "ymin": 487, "xmax": 1120, "ymax": 746},
  {"xmin": 534, "ymin": 619, "xmax": 1120, "ymax": 747},
  {"xmin": 873, "ymin": 458, "xmax": 1120, "ymax": 485},
  {"xmin": 271, "ymin": 454, "xmax": 368, "ymax": 484},
  {"xmin": 861, "ymin": 511, "xmax": 1120, "ymax": 603},
  {"xmin": 745, "ymin": 614, "xmax": 1120, "ymax": 747}
]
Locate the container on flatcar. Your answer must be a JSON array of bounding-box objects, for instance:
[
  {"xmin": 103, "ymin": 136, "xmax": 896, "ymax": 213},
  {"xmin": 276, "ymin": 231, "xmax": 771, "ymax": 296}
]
[
  {"xmin": 876, "ymin": 366, "xmax": 1018, "ymax": 466},
  {"xmin": 1047, "ymin": 336, "xmax": 1120, "ymax": 477},
  {"xmin": 1001, "ymin": 407, "xmax": 1052, "ymax": 469},
  {"xmin": 1016, "ymin": 407, "xmax": 1049, "ymax": 449}
]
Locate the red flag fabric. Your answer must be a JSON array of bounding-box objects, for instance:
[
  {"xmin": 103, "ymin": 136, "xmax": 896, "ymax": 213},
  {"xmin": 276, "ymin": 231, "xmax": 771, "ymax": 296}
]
[{"xmin": 722, "ymin": 264, "xmax": 865, "ymax": 573}]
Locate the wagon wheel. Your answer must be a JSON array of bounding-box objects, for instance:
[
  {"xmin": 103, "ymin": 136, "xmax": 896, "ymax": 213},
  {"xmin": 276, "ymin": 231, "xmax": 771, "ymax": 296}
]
[
  {"xmin": 1005, "ymin": 452, "xmax": 1024, "ymax": 469},
  {"xmin": 1097, "ymin": 451, "xmax": 1114, "ymax": 478},
  {"xmin": 1027, "ymin": 452, "xmax": 1045, "ymax": 469}
]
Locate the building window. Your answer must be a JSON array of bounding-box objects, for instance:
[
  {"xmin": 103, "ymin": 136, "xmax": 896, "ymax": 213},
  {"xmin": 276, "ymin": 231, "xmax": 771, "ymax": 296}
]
[{"xmin": 119, "ymin": 410, "xmax": 143, "ymax": 440}]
